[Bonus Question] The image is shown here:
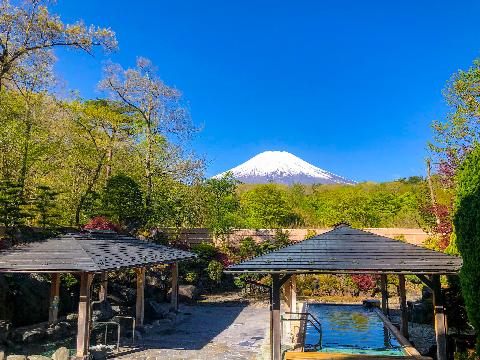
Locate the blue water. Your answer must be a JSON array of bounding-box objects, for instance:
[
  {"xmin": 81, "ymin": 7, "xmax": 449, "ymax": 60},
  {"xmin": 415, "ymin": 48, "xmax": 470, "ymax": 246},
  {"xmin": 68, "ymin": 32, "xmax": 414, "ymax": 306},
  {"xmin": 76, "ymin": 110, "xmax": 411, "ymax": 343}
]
[{"xmin": 305, "ymin": 304, "xmax": 406, "ymax": 356}]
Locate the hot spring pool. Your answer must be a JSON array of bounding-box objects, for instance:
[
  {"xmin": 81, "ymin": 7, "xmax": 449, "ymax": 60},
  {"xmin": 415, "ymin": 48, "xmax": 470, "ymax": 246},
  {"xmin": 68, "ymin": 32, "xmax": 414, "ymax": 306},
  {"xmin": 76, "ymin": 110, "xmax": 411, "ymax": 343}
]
[{"xmin": 305, "ymin": 304, "xmax": 406, "ymax": 356}]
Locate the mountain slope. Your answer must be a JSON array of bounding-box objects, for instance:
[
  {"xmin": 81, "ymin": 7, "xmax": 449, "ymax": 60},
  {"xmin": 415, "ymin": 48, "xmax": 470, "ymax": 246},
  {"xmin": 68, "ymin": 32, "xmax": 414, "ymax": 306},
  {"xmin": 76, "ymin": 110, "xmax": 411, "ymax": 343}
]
[{"xmin": 213, "ymin": 151, "xmax": 355, "ymax": 185}]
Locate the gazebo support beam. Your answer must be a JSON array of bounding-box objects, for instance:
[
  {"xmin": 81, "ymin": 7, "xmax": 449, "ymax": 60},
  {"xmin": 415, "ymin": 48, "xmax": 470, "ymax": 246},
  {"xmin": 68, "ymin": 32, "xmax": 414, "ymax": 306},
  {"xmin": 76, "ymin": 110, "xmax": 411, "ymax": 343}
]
[
  {"xmin": 99, "ymin": 271, "xmax": 108, "ymax": 302},
  {"xmin": 432, "ymin": 275, "xmax": 447, "ymax": 360},
  {"xmin": 170, "ymin": 262, "xmax": 179, "ymax": 312},
  {"xmin": 381, "ymin": 274, "xmax": 388, "ymax": 315},
  {"xmin": 49, "ymin": 273, "xmax": 61, "ymax": 323},
  {"xmin": 136, "ymin": 267, "xmax": 146, "ymax": 326},
  {"xmin": 418, "ymin": 274, "xmax": 447, "ymax": 360},
  {"xmin": 76, "ymin": 272, "xmax": 93, "ymax": 358},
  {"xmin": 271, "ymin": 273, "xmax": 291, "ymax": 360},
  {"xmin": 398, "ymin": 274, "xmax": 409, "ymax": 339}
]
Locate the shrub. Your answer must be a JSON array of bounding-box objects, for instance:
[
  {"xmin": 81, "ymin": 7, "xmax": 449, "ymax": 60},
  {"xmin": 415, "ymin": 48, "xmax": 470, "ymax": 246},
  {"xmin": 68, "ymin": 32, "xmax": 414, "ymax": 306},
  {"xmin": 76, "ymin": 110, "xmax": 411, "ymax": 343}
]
[
  {"xmin": 83, "ymin": 216, "xmax": 121, "ymax": 232},
  {"xmin": 207, "ymin": 260, "xmax": 224, "ymax": 283},
  {"xmin": 454, "ymin": 144, "xmax": 480, "ymax": 351},
  {"xmin": 351, "ymin": 275, "xmax": 378, "ymax": 292},
  {"xmin": 191, "ymin": 242, "xmax": 217, "ymax": 262},
  {"xmin": 239, "ymin": 237, "xmax": 258, "ymax": 259}
]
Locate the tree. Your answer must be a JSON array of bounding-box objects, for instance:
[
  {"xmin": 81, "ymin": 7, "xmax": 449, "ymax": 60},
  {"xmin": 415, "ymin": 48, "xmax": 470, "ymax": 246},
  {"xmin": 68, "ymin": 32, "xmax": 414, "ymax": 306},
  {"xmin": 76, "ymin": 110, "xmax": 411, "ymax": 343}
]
[
  {"xmin": 99, "ymin": 57, "xmax": 195, "ymax": 215},
  {"xmin": 240, "ymin": 184, "xmax": 300, "ymax": 228},
  {"xmin": 0, "ymin": 180, "xmax": 28, "ymax": 237},
  {"xmin": 430, "ymin": 59, "xmax": 480, "ymax": 183},
  {"xmin": 102, "ymin": 174, "xmax": 144, "ymax": 230},
  {"xmin": 453, "ymin": 143, "xmax": 480, "ymax": 351},
  {"xmin": 204, "ymin": 174, "xmax": 240, "ymax": 238},
  {"xmin": 0, "ymin": 0, "xmax": 117, "ymax": 90},
  {"xmin": 31, "ymin": 184, "xmax": 58, "ymax": 228}
]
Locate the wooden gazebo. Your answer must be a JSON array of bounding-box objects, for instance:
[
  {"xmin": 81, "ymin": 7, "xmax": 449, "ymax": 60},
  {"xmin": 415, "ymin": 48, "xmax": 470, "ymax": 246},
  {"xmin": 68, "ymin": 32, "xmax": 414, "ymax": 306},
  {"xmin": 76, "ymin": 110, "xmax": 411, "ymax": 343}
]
[
  {"xmin": 0, "ymin": 229, "xmax": 195, "ymax": 358},
  {"xmin": 226, "ymin": 225, "xmax": 463, "ymax": 360}
]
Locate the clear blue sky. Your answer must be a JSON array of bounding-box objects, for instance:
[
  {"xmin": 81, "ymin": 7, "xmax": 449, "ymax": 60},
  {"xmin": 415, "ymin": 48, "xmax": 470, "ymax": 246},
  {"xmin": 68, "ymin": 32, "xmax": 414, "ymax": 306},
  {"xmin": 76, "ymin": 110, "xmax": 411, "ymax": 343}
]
[{"xmin": 51, "ymin": 1, "xmax": 480, "ymax": 182}]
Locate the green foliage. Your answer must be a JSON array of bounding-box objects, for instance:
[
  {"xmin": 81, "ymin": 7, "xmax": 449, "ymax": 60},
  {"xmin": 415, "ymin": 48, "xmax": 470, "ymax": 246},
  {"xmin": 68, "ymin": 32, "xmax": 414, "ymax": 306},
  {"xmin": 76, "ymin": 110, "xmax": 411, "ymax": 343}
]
[
  {"xmin": 191, "ymin": 242, "xmax": 217, "ymax": 262},
  {"xmin": 206, "ymin": 260, "xmax": 224, "ymax": 283},
  {"xmin": 0, "ymin": 180, "xmax": 28, "ymax": 234},
  {"xmin": 453, "ymin": 144, "xmax": 480, "ymax": 351},
  {"xmin": 102, "ymin": 174, "xmax": 144, "ymax": 229},
  {"xmin": 240, "ymin": 184, "xmax": 302, "ymax": 228},
  {"xmin": 238, "ymin": 236, "xmax": 258, "ymax": 260},
  {"xmin": 31, "ymin": 185, "xmax": 59, "ymax": 228},
  {"xmin": 204, "ymin": 174, "xmax": 241, "ymax": 238}
]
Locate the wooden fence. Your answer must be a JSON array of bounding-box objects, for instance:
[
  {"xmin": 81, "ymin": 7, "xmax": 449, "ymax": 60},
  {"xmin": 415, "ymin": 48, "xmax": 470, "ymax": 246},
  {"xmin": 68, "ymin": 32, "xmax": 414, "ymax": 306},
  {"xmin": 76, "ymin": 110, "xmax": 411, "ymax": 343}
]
[{"xmin": 158, "ymin": 227, "xmax": 429, "ymax": 247}]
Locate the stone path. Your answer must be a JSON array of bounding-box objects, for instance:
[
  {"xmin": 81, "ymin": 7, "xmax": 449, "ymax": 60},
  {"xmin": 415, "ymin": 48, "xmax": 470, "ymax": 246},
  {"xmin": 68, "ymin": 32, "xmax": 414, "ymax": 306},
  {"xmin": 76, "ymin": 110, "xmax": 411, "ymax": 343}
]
[{"xmin": 114, "ymin": 304, "xmax": 270, "ymax": 360}]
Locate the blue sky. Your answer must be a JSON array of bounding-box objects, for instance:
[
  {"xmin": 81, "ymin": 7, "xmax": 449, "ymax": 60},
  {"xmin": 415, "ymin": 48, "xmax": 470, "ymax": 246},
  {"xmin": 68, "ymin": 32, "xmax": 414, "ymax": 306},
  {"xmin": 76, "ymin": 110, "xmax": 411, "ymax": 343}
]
[{"xmin": 51, "ymin": 1, "xmax": 480, "ymax": 182}]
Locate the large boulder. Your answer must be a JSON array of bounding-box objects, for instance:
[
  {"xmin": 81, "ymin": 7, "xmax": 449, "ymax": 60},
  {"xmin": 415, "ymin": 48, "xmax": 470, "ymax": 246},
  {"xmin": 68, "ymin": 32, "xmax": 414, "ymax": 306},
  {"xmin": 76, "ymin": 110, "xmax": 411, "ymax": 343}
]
[
  {"xmin": 0, "ymin": 350, "xmax": 4, "ymax": 360},
  {"xmin": 168, "ymin": 285, "xmax": 200, "ymax": 303},
  {"xmin": 91, "ymin": 301, "xmax": 113, "ymax": 322},
  {"xmin": 27, "ymin": 356, "xmax": 50, "ymax": 360},
  {"xmin": 51, "ymin": 347, "xmax": 69, "ymax": 360},
  {"xmin": 21, "ymin": 328, "xmax": 45, "ymax": 343},
  {"xmin": 145, "ymin": 299, "xmax": 170, "ymax": 320},
  {"xmin": 6, "ymin": 356, "xmax": 26, "ymax": 360}
]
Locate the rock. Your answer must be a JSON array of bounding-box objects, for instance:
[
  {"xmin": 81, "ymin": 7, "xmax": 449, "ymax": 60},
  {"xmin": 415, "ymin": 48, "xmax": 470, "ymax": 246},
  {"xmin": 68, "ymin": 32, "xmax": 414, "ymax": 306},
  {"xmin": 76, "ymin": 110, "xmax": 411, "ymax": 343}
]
[
  {"xmin": 0, "ymin": 320, "xmax": 11, "ymax": 343},
  {"xmin": 66, "ymin": 313, "xmax": 77, "ymax": 321},
  {"xmin": 27, "ymin": 356, "xmax": 51, "ymax": 360},
  {"xmin": 0, "ymin": 351, "xmax": 4, "ymax": 360},
  {"xmin": 6, "ymin": 356, "xmax": 26, "ymax": 360},
  {"xmin": 90, "ymin": 349, "xmax": 107, "ymax": 360},
  {"xmin": 21, "ymin": 328, "xmax": 45, "ymax": 343},
  {"xmin": 91, "ymin": 301, "xmax": 113, "ymax": 322},
  {"xmin": 168, "ymin": 285, "xmax": 200, "ymax": 303},
  {"xmin": 51, "ymin": 347, "xmax": 69, "ymax": 360},
  {"xmin": 145, "ymin": 299, "xmax": 170, "ymax": 320}
]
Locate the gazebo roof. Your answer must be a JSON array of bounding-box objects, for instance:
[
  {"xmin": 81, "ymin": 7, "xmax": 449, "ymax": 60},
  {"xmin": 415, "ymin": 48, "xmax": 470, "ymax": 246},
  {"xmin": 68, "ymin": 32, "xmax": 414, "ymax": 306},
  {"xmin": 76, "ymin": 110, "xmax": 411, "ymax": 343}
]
[
  {"xmin": 0, "ymin": 230, "xmax": 196, "ymax": 273},
  {"xmin": 226, "ymin": 225, "xmax": 462, "ymax": 275}
]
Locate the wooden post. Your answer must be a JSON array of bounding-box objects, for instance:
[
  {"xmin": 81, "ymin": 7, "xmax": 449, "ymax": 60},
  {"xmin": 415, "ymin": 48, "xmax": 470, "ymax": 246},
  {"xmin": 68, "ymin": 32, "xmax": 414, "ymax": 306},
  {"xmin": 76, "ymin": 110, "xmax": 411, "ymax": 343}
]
[
  {"xmin": 136, "ymin": 267, "xmax": 145, "ymax": 326},
  {"xmin": 398, "ymin": 274, "xmax": 409, "ymax": 339},
  {"xmin": 381, "ymin": 274, "xmax": 388, "ymax": 315},
  {"xmin": 76, "ymin": 272, "xmax": 93, "ymax": 358},
  {"xmin": 290, "ymin": 275, "xmax": 297, "ymax": 314},
  {"xmin": 170, "ymin": 262, "xmax": 179, "ymax": 312},
  {"xmin": 432, "ymin": 275, "xmax": 447, "ymax": 360},
  {"xmin": 271, "ymin": 274, "xmax": 282, "ymax": 360},
  {"xmin": 99, "ymin": 271, "xmax": 108, "ymax": 302},
  {"xmin": 48, "ymin": 273, "xmax": 61, "ymax": 323}
]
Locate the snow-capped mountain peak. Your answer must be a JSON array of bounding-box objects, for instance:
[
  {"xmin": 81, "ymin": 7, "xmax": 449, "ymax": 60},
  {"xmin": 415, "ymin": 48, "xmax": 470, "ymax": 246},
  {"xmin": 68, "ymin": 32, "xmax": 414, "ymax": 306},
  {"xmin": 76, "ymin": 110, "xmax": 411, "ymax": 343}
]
[{"xmin": 213, "ymin": 151, "xmax": 355, "ymax": 185}]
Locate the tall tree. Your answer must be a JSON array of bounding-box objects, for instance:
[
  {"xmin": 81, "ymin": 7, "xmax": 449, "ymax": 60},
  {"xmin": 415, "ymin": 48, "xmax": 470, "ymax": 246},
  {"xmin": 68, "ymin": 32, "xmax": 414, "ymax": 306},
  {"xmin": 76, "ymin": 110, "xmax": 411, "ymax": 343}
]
[
  {"xmin": 430, "ymin": 59, "xmax": 480, "ymax": 183},
  {"xmin": 0, "ymin": 0, "xmax": 117, "ymax": 90},
  {"xmin": 99, "ymin": 57, "xmax": 195, "ymax": 214}
]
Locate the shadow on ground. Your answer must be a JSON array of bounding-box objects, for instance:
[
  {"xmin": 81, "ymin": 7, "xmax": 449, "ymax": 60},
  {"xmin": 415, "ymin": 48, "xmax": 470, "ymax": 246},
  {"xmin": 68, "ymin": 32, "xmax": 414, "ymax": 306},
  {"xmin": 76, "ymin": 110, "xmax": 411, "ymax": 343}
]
[{"xmin": 111, "ymin": 302, "xmax": 269, "ymax": 359}]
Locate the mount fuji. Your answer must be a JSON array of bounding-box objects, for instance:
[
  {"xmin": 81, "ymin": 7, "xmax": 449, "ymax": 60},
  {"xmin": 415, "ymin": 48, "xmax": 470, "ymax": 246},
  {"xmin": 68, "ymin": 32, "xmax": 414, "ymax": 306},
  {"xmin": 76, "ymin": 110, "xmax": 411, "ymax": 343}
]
[{"xmin": 213, "ymin": 151, "xmax": 355, "ymax": 185}]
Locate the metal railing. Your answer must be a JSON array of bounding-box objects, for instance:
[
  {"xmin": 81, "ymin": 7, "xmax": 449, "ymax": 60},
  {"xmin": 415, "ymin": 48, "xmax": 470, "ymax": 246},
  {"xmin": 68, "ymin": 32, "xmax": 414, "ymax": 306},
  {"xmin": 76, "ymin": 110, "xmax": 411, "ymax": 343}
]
[{"xmin": 282, "ymin": 312, "xmax": 323, "ymax": 351}]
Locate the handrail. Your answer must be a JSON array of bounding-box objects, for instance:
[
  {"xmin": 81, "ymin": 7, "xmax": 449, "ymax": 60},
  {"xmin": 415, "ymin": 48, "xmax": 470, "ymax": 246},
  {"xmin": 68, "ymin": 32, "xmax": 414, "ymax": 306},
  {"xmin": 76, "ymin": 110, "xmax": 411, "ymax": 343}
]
[{"xmin": 282, "ymin": 312, "xmax": 322, "ymax": 351}]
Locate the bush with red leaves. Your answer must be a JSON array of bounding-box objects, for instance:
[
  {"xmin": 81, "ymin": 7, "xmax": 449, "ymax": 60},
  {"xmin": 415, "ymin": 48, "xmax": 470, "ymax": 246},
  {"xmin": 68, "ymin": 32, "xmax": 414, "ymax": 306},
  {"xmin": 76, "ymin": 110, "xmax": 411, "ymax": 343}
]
[
  {"xmin": 216, "ymin": 252, "xmax": 234, "ymax": 267},
  {"xmin": 82, "ymin": 216, "xmax": 121, "ymax": 232},
  {"xmin": 351, "ymin": 274, "xmax": 378, "ymax": 291}
]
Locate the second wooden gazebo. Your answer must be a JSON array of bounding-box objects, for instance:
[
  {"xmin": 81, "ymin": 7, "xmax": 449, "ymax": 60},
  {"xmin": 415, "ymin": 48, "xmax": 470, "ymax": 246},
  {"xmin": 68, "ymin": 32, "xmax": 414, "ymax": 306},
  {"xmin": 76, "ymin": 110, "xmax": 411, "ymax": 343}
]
[
  {"xmin": 0, "ymin": 229, "xmax": 196, "ymax": 358},
  {"xmin": 226, "ymin": 224, "xmax": 463, "ymax": 360}
]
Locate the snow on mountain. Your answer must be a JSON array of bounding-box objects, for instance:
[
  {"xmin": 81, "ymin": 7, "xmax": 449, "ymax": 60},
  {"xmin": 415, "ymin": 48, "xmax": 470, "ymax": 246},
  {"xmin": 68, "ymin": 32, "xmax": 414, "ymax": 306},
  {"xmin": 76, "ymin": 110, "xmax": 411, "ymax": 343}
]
[{"xmin": 213, "ymin": 151, "xmax": 355, "ymax": 185}]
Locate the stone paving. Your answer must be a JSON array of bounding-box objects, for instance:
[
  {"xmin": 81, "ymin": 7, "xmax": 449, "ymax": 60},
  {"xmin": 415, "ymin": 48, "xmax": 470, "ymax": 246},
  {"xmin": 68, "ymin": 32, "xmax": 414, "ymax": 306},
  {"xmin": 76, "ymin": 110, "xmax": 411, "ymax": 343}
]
[{"xmin": 114, "ymin": 304, "xmax": 270, "ymax": 360}]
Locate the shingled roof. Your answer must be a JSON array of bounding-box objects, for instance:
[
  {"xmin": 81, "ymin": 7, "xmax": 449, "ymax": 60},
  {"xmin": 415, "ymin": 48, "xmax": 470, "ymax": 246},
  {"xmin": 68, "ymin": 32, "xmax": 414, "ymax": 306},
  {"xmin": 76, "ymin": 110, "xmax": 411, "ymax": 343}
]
[
  {"xmin": 0, "ymin": 230, "xmax": 195, "ymax": 273},
  {"xmin": 226, "ymin": 225, "xmax": 462, "ymax": 275}
]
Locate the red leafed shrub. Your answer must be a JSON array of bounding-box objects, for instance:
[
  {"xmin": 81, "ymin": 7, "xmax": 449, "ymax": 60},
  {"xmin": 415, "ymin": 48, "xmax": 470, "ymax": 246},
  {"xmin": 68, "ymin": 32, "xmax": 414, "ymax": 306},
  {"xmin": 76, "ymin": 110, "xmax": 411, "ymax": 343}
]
[
  {"xmin": 351, "ymin": 274, "xmax": 378, "ymax": 291},
  {"xmin": 216, "ymin": 252, "xmax": 233, "ymax": 267},
  {"xmin": 82, "ymin": 216, "xmax": 121, "ymax": 232}
]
